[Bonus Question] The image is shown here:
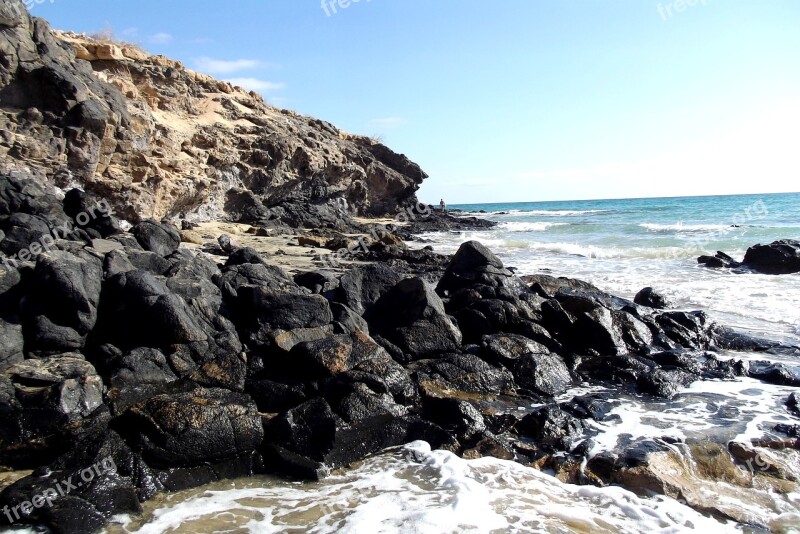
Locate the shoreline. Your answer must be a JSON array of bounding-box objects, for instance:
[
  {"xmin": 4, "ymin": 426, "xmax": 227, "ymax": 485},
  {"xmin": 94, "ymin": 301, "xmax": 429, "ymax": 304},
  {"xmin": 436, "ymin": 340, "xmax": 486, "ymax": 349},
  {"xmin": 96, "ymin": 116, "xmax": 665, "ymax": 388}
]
[
  {"xmin": 0, "ymin": 174, "xmax": 799, "ymax": 531},
  {"xmin": 0, "ymin": 3, "xmax": 798, "ymax": 530}
]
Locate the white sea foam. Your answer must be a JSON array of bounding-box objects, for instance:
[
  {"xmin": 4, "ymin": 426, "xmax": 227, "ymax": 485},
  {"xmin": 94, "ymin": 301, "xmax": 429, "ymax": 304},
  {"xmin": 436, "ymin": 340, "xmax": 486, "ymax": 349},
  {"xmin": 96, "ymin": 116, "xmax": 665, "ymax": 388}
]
[
  {"xmin": 499, "ymin": 221, "xmax": 569, "ymax": 232},
  {"xmin": 639, "ymin": 223, "xmax": 736, "ymax": 232},
  {"xmin": 110, "ymin": 441, "xmax": 738, "ymax": 534},
  {"xmin": 517, "ymin": 241, "xmax": 698, "ymax": 259}
]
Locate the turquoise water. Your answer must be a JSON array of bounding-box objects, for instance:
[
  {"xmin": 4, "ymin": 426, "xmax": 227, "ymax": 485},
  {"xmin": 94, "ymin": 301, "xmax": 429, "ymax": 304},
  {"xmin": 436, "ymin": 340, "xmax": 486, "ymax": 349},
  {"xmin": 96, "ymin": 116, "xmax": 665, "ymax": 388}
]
[
  {"xmin": 421, "ymin": 193, "xmax": 800, "ymax": 341},
  {"xmin": 450, "ymin": 193, "xmax": 800, "ymax": 258}
]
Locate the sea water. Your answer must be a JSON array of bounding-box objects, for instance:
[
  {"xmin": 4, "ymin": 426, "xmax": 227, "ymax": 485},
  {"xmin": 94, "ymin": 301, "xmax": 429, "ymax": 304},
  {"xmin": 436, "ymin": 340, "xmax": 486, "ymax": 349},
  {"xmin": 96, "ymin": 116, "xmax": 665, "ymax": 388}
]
[
  {"xmin": 99, "ymin": 193, "xmax": 800, "ymax": 533},
  {"xmin": 432, "ymin": 193, "xmax": 800, "ymax": 343}
]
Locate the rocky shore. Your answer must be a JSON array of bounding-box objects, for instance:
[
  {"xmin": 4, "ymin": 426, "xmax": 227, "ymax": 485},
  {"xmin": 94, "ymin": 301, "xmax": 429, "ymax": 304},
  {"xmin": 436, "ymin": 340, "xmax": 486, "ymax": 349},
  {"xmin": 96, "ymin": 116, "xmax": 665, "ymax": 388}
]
[
  {"xmin": 1, "ymin": 172, "xmax": 799, "ymax": 532},
  {"xmin": 1, "ymin": 2, "xmax": 799, "ymax": 531}
]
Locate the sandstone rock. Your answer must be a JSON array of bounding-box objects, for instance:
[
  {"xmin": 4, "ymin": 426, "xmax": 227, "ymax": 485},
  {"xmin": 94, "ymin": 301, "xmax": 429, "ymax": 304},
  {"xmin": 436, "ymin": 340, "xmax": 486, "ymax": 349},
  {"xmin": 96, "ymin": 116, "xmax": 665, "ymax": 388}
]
[
  {"xmin": 179, "ymin": 230, "xmax": 204, "ymax": 245},
  {"xmin": 298, "ymin": 235, "xmax": 328, "ymax": 248}
]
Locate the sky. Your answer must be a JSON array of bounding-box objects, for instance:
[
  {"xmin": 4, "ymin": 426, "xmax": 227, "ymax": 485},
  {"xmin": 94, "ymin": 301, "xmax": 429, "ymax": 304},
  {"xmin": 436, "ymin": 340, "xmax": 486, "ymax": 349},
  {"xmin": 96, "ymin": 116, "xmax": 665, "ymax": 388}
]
[{"xmin": 30, "ymin": 0, "xmax": 800, "ymax": 204}]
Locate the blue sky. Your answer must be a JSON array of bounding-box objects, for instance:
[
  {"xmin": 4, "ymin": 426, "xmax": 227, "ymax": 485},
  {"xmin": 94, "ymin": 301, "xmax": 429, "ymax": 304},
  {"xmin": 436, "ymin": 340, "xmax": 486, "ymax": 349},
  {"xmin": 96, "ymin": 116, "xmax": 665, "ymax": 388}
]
[{"xmin": 32, "ymin": 0, "xmax": 800, "ymax": 204}]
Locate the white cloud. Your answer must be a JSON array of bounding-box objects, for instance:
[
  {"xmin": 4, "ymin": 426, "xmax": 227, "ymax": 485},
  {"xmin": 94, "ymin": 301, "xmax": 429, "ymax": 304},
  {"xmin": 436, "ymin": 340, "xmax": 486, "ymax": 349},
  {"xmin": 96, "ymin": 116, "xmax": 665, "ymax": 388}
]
[
  {"xmin": 194, "ymin": 57, "xmax": 273, "ymax": 74},
  {"xmin": 226, "ymin": 78, "xmax": 286, "ymax": 93},
  {"xmin": 121, "ymin": 27, "xmax": 139, "ymax": 38},
  {"xmin": 368, "ymin": 117, "xmax": 408, "ymax": 129},
  {"xmin": 147, "ymin": 32, "xmax": 173, "ymax": 45}
]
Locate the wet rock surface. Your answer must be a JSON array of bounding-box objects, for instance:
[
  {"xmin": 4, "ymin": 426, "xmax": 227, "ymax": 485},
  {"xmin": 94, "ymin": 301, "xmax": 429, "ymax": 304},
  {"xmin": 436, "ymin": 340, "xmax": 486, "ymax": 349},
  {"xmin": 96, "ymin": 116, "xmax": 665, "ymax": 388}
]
[
  {"xmin": 699, "ymin": 239, "xmax": 800, "ymax": 274},
  {"xmin": 0, "ymin": 3, "xmax": 798, "ymax": 530},
  {"xmin": 1, "ymin": 173, "xmax": 799, "ymax": 531}
]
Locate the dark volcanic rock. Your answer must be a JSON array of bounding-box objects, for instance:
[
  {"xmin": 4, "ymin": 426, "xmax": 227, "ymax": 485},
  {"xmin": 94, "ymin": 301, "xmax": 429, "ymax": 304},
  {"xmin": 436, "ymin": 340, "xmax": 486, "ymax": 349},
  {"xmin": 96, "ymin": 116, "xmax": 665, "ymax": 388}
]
[
  {"xmin": 0, "ymin": 461, "xmax": 140, "ymax": 533},
  {"xmin": 131, "ymin": 220, "xmax": 181, "ymax": 257},
  {"xmin": 225, "ymin": 246, "xmax": 268, "ymax": 267},
  {"xmin": 697, "ymin": 251, "xmax": 741, "ymax": 269},
  {"xmin": 437, "ymin": 241, "xmax": 525, "ymax": 294},
  {"xmin": 711, "ymin": 325, "xmax": 785, "ymax": 353},
  {"xmin": 240, "ymin": 288, "xmax": 332, "ymax": 332},
  {"xmin": 413, "ymin": 353, "xmax": 516, "ymax": 396},
  {"xmin": 21, "ymin": 250, "xmax": 103, "ymax": 354},
  {"xmin": 511, "ymin": 353, "xmax": 572, "ymax": 397},
  {"xmin": 215, "ymin": 262, "xmax": 302, "ymax": 301},
  {"xmin": 634, "ymin": 287, "xmax": 669, "ymax": 309},
  {"xmin": 336, "ymin": 263, "xmax": 403, "ymax": 315},
  {"xmin": 63, "ymin": 188, "xmax": 121, "ymax": 238},
  {"xmin": 291, "ymin": 331, "xmax": 388, "ymax": 378},
  {"xmin": 264, "ymin": 397, "xmax": 449, "ymax": 476},
  {"xmin": 445, "ymin": 288, "xmax": 552, "ymax": 348},
  {"xmin": 545, "ymin": 295, "xmax": 653, "ymax": 356},
  {"xmin": 787, "ymin": 393, "xmax": 800, "ymax": 417},
  {"xmin": 120, "ymin": 388, "xmax": 263, "ymax": 468},
  {"xmin": 481, "ymin": 333, "xmax": 552, "ymax": 367},
  {"xmin": 329, "ymin": 382, "xmax": 408, "ymax": 424},
  {"xmin": 562, "ymin": 395, "xmax": 617, "ymax": 422},
  {"xmin": 1, "ymin": 355, "xmax": 105, "ymax": 466},
  {"xmin": 97, "ymin": 270, "xmax": 208, "ymax": 348},
  {"xmin": 747, "ymin": 361, "xmax": 800, "ymax": 387},
  {"xmin": 365, "ymin": 277, "xmax": 462, "ymax": 359},
  {"xmin": 422, "ymin": 397, "xmax": 486, "ymax": 442},
  {"xmin": 654, "ymin": 311, "xmax": 710, "ymax": 350},
  {"xmin": 330, "ymin": 302, "xmax": 369, "ymax": 334},
  {"xmin": 515, "ymin": 405, "xmax": 584, "ymax": 452},
  {"xmin": 246, "ymin": 378, "xmax": 309, "ymax": 414},
  {"xmin": 294, "ymin": 270, "xmax": 339, "ymax": 295},
  {"xmin": 236, "ymin": 287, "xmax": 332, "ymax": 350},
  {"xmin": 742, "ymin": 240, "xmax": 800, "ymax": 274},
  {"xmin": 523, "ymin": 274, "xmax": 601, "ymax": 299},
  {"xmin": 578, "ymin": 353, "xmax": 696, "ymax": 399}
]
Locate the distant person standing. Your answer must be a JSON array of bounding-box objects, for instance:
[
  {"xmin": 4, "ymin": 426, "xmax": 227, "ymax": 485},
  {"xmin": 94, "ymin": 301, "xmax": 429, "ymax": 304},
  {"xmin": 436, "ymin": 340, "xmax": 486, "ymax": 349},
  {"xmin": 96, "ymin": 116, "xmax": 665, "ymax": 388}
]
[{"xmin": 440, "ymin": 199, "xmax": 447, "ymax": 214}]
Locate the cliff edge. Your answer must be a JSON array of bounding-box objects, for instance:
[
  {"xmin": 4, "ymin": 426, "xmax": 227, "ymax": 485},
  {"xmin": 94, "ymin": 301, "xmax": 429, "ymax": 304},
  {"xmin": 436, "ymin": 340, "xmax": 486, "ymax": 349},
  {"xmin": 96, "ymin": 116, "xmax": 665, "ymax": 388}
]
[{"xmin": 0, "ymin": 0, "xmax": 426, "ymax": 228}]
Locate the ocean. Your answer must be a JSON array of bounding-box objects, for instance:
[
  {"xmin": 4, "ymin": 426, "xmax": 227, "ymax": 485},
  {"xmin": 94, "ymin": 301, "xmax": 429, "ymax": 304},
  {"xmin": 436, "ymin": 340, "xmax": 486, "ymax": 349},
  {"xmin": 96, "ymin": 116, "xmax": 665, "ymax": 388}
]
[
  {"xmin": 435, "ymin": 193, "xmax": 800, "ymax": 343},
  {"xmin": 103, "ymin": 193, "xmax": 800, "ymax": 533}
]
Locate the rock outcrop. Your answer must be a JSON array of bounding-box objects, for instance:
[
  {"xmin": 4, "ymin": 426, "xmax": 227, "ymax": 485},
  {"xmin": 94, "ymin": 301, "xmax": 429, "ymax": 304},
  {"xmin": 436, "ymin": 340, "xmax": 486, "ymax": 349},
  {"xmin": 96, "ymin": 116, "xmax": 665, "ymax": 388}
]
[
  {"xmin": 0, "ymin": 175, "xmax": 797, "ymax": 532},
  {"xmin": 1, "ymin": 3, "xmax": 798, "ymax": 531},
  {"xmin": 698, "ymin": 239, "xmax": 800, "ymax": 275},
  {"xmin": 0, "ymin": 0, "xmax": 426, "ymax": 228}
]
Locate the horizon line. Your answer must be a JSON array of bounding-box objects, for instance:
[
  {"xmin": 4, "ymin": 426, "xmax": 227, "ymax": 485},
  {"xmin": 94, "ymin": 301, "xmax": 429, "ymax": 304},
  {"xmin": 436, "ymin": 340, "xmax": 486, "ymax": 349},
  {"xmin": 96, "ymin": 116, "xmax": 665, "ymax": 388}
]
[{"xmin": 435, "ymin": 190, "xmax": 800, "ymax": 207}]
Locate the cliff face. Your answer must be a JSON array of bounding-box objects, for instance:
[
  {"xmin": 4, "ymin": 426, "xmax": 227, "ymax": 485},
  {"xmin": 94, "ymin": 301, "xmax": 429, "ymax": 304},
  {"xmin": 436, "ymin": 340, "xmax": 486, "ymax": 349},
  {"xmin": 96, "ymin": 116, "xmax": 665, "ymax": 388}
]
[{"xmin": 0, "ymin": 0, "xmax": 426, "ymax": 227}]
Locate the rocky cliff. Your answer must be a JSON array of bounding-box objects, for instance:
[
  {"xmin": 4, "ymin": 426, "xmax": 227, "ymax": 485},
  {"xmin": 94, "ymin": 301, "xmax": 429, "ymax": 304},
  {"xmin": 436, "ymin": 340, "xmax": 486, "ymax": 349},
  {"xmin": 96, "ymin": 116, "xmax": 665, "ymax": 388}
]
[{"xmin": 0, "ymin": 0, "xmax": 426, "ymax": 228}]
